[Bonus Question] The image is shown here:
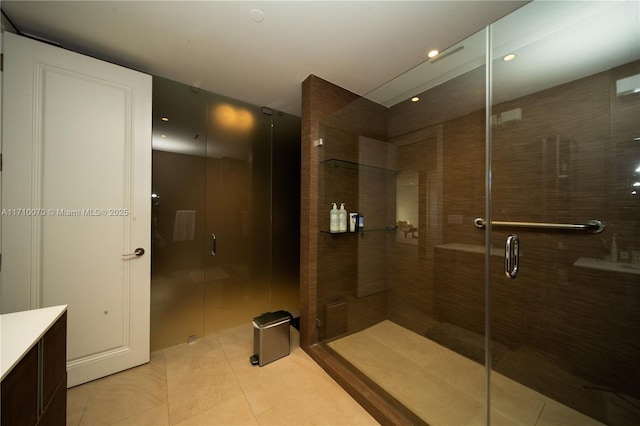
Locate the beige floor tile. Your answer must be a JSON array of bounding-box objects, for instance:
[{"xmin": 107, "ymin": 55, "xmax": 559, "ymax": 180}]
[
  {"xmin": 214, "ymin": 323, "xmax": 255, "ymax": 361},
  {"xmin": 77, "ymin": 353, "xmax": 168, "ymax": 425},
  {"xmin": 329, "ymin": 330, "xmax": 419, "ymax": 379},
  {"xmin": 165, "ymin": 340, "xmax": 245, "ymax": 425},
  {"xmin": 468, "ymin": 408, "xmax": 529, "ymax": 426},
  {"xmin": 110, "ymin": 404, "xmax": 170, "ymax": 425},
  {"xmin": 66, "ymin": 382, "xmax": 93, "ymax": 426},
  {"xmin": 364, "ymin": 320, "xmax": 455, "ymax": 367},
  {"xmin": 230, "ymin": 350, "xmax": 317, "ymax": 415},
  {"xmin": 255, "ymin": 385, "xmax": 377, "ymax": 426},
  {"xmin": 66, "ymin": 325, "xmax": 377, "ymax": 426},
  {"xmin": 78, "ymin": 381, "xmax": 166, "ymax": 425},
  {"xmin": 421, "ymin": 347, "xmax": 486, "ymax": 399},
  {"xmin": 360, "ymin": 321, "xmax": 489, "ymax": 404},
  {"xmin": 385, "ymin": 367, "xmax": 484, "ymax": 425},
  {"xmin": 164, "ymin": 337, "xmax": 222, "ymax": 367},
  {"xmin": 537, "ymin": 398, "xmax": 604, "ymax": 426},
  {"xmin": 490, "ymin": 372, "xmax": 546, "ymax": 425},
  {"xmin": 286, "ymin": 349, "xmax": 348, "ymax": 399},
  {"xmin": 328, "ymin": 320, "xmax": 611, "ymax": 426},
  {"xmin": 331, "ymin": 326, "xmax": 483, "ymax": 425},
  {"xmin": 174, "ymin": 394, "xmax": 259, "ymax": 425}
]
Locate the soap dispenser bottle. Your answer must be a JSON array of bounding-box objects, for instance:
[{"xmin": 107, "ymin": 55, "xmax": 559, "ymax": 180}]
[
  {"xmin": 330, "ymin": 203, "xmax": 339, "ymax": 233},
  {"xmin": 338, "ymin": 203, "xmax": 347, "ymax": 232}
]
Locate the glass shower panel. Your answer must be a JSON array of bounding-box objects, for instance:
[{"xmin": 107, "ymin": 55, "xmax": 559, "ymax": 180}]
[
  {"xmin": 203, "ymin": 95, "xmax": 272, "ymax": 334},
  {"xmin": 151, "ymin": 77, "xmax": 208, "ymax": 351},
  {"xmin": 490, "ymin": 2, "xmax": 640, "ymax": 424},
  {"xmin": 318, "ymin": 29, "xmax": 491, "ymax": 424}
]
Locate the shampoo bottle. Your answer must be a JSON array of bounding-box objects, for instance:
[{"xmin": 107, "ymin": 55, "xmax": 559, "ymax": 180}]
[
  {"xmin": 330, "ymin": 203, "xmax": 339, "ymax": 233},
  {"xmin": 338, "ymin": 203, "xmax": 347, "ymax": 232}
]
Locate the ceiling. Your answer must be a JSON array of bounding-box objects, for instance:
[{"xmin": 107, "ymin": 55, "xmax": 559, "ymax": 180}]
[
  {"xmin": 1, "ymin": 0, "xmax": 529, "ymax": 117},
  {"xmin": 368, "ymin": 1, "xmax": 640, "ymax": 107}
]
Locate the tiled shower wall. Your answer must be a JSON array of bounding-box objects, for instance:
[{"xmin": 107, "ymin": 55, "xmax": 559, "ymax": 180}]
[
  {"xmin": 390, "ymin": 60, "xmax": 640, "ymax": 422},
  {"xmin": 302, "ymin": 59, "xmax": 639, "ymax": 423}
]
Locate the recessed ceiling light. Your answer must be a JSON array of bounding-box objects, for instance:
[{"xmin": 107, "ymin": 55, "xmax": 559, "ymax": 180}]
[
  {"xmin": 161, "ymin": 117, "xmax": 169, "ymax": 122},
  {"xmin": 161, "ymin": 134, "xmax": 167, "ymax": 138},
  {"xmin": 503, "ymin": 53, "xmax": 517, "ymax": 62},
  {"xmin": 427, "ymin": 50, "xmax": 439, "ymax": 59},
  {"xmin": 411, "ymin": 96, "xmax": 420, "ymax": 102}
]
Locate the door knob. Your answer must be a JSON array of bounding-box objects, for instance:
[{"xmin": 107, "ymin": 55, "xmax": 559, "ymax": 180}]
[{"xmin": 122, "ymin": 248, "xmax": 145, "ymax": 257}]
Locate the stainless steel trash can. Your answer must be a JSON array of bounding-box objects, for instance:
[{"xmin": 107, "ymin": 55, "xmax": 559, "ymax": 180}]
[{"xmin": 251, "ymin": 310, "xmax": 292, "ymax": 366}]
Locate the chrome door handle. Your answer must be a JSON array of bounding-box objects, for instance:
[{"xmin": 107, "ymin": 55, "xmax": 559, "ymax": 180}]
[
  {"xmin": 505, "ymin": 235, "xmax": 519, "ymax": 279},
  {"xmin": 211, "ymin": 233, "xmax": 216, "ymax": 256},
  {"xmin": 122, "ymin": 248, "xmax": 145, "ymax": 257}
]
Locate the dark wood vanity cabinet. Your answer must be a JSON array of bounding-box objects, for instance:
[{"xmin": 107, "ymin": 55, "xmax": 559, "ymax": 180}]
[
  {"xmin": 1, "ymin": 345, "xmax": 39, "ymax": 425},
  {"xmin": 1, "ymin": 311, "xmax": 67, "ymax": 426}
]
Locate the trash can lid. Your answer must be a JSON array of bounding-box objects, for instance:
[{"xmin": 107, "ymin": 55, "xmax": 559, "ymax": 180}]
[{"xmin": 253, "ymin": 310, "xmax": 292, "ymax": 328}]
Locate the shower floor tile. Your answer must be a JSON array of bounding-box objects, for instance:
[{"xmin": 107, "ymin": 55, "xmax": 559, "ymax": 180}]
[{"xmin": 328, "ymin": 320, "xmax": 604, "ymax": 426}]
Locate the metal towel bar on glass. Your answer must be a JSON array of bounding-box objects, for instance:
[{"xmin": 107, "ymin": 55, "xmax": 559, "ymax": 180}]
[{"xmin": 473, "ymin": 218, "xmax": 605, "ymax": 234}]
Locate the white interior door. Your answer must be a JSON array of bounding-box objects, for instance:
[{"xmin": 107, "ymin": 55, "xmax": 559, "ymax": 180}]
[{"xmin": 1, "ymin": 33, "xmax": 151, "ymax": 387}]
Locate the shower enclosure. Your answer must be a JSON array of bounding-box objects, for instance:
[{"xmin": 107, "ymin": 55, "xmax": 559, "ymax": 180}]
[
  {"xmin": 151, "ymin": 77, "xmax": 300, "ymax": 351},
  {"xmin": 301, "ymin": 1, "xmax": 640, "ymax": 425}
]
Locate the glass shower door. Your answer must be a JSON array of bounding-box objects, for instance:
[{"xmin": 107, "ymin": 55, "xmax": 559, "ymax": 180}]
[
  {"xmin": 316, "ymin": 27, "xmax": 492, "ymax": 424},
  {"xmin": 203, "ymin": 95, "xmax": 272, "ymax": 335},
  {"xmin": 488, "ymin": 2, "xmax": 640, "ymax": 424},
  {"xmin": 151, "ymin": 80, "xmax": 276, "ymax": 350},
  {"xmin": 151, "ymin": 77, "xmax": 208, "ymax": 351}
]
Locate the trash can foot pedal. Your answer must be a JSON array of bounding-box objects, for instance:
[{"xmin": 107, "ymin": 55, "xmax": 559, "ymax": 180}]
[{"xmin": 249, "ymin": 354, "xmax": 259, "ymax": 366}]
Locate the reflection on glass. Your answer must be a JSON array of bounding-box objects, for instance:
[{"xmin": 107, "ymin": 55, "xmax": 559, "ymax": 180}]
[
  {"xmin": 316, "ymin": 1, "xmax": 639, "ymax": 425},
  {"xmin": 490, "ymin": 2, "xmax": 640, "ymax": 425},
  {"xmin": 396, "ymin": 170, "xmax": 419, "ymax": 244},
  {"xmin": 151, "ymin": 77, "xmax": 300, "ymax": 351}
]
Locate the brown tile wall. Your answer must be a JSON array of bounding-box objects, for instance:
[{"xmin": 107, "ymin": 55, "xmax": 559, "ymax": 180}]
[
  {"xmin": 301, "ymin": 75, "xmax": 392, "ymax": 344},
  {"xmin": 300, "ymin": 75, "xmax": 362, "ymax": 347},
  {"xmin": 387, "ymin": 60, "xmax": 640, "ymax": 421},
  {"xmin": 301, "ymin": 60, "xmax": 639, "ymax": 423}
]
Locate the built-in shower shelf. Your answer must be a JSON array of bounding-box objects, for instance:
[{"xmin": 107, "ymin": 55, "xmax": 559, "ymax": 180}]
[
  {"xmin": 321, "ymin": 158, "xmax": 397, "ymax": 175},
  {"xmin": 435, "ymin": 243, "xmax": 503, "ymax": 257},
  {"xmin": 573, "ymin": 257, "xmax": 640, "ymax": 275},
  {"xmin": 320, "ymin": 226, "xmax": 396, "ymax": 234}
]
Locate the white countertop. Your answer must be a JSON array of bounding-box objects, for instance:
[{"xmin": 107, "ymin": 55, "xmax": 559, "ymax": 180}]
[{"xmin": 1, "ymin": 305, "xmax": 67, "ymax": 381}]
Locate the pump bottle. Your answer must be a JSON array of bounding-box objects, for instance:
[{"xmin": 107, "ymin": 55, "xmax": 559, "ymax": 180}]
[
  {"xmin": 330, "ymin": 203, "xmax": 339, "ymax": 232},
  {"xmin": 338, "ymin": 203, "xmax": 347, "ymax": 232}
]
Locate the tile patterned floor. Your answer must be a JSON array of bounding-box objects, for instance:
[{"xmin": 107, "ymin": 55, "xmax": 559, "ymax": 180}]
[
  {"xmin": 67, "ymin": 325, "xmax": 378, "ymax": 425},
  {"xmin": 328, "ymin": 320, "xmax": 605, "ymax": 426}
]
